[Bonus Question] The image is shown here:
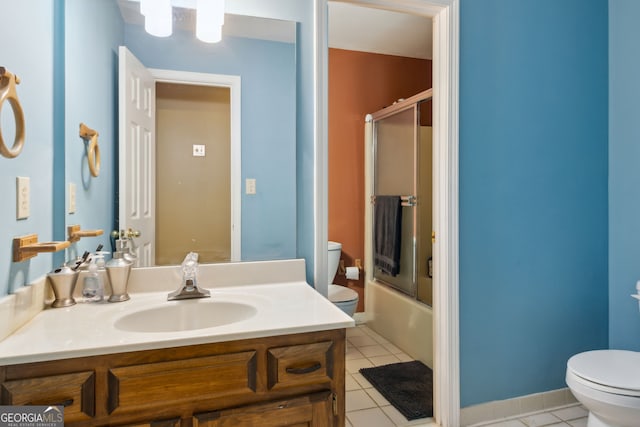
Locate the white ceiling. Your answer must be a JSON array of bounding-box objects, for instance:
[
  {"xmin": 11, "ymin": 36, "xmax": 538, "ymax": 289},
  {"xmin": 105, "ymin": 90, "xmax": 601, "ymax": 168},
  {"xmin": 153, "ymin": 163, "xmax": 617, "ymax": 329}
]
[
  {"xmin": 117, "ymin": 1, "xmax": 432, "ymax": 59},
  {"xmin": 328, "ymin": 2, "xmax": 433, "ymax": 60},
  {"xmin": 117, "ymin": 0, "xmax": 296, "ymax": 43}
]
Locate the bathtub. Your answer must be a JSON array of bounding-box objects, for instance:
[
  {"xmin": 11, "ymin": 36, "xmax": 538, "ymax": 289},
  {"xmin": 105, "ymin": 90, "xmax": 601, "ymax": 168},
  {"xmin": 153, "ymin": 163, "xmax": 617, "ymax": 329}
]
[{"xmin": 364, "ymin": 280, "xmax": 433, "ymax": 368}]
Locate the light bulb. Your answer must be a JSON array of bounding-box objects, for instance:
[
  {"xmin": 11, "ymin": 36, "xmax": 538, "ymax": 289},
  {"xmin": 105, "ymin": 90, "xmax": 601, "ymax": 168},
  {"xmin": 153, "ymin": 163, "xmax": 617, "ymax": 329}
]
[
  {"xmin": 145, "ymin": 0, "xmax": 172, "ymax": 38},
  {"xmin": 197, "ymin": 24, "xmax": 222, "ymax": 43},
  {"xmin": 140, "ymin": 0, "xmax": 151, "ymax": 16},
  {"xmin": 196, "ymin": 0, "xmax": 225, "ymax": 43}
]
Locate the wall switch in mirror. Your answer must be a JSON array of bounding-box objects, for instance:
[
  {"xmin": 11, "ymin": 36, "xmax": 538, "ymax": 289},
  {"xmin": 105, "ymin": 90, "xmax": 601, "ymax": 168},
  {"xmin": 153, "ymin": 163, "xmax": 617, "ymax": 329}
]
[
  {"xmin": 69, "ymin": 183, "xmax": 76, "ymax": 214},
  {"xmin": 193, "ymin": 144, "xmax": 205, "ymax": 157},
  {"xmin": 246, "ymin": 178, "xmax": 256, "ymax": 195},
  {"xmin": 16, "ymin": 176, "xmax": 29, "ymax": 219}
]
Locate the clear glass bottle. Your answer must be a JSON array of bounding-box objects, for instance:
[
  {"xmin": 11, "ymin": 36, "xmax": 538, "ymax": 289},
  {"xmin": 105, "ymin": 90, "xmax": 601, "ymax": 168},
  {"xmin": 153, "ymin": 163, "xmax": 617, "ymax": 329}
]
[{"xmin": 82, "ymin": 259, "xmax": 104, "ymax": 302}]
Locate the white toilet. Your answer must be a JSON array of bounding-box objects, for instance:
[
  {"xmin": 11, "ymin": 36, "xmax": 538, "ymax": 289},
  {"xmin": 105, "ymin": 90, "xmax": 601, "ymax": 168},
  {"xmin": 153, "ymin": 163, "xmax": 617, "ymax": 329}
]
[
  {"xmin": 566, "ymin": 349, "xmax": 640, "ymax": 427},
  {"xmin": 327, "ymin": 241, "xmax": 359, "ymax": 316}
]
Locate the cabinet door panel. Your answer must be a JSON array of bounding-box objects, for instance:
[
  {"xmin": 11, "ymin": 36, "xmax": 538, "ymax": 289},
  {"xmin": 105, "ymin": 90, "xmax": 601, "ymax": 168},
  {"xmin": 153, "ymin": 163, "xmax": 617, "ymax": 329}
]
[
  {"xmin": 193, "ymin": 391, "xmax": 333, "ymax": 427},
  {"xmin": 108, "ymin": 351, "xmax": 256, "ymax": 414},
  {"xmin": 1, "ymin": 371, "xmax": 95, "ymax": 423},
  {"xmin": 267, "ymin": 341, "xmax": 333, "ymax": 390}
]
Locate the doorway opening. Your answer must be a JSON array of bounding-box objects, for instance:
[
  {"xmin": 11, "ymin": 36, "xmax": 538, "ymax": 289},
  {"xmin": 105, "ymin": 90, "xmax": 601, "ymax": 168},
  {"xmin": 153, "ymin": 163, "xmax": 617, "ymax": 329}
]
[
  {"xmin": 321, "ymin": 0, "xmax": 459, "ymax": 425},
  {"xmin": 155, "ymin": 82, "xmax": 232, "ymax": 265}
]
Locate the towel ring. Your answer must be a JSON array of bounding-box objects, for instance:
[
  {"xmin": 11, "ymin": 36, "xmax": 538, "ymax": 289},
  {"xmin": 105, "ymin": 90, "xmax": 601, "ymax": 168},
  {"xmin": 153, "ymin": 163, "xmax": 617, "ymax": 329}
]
[
  {"xmin": 79, "ymin": 123, "xmax": 101, "ymax": 177},
  {"xmin": 0, "ymin": 67, "xmax": 26, "ymax": 159}
]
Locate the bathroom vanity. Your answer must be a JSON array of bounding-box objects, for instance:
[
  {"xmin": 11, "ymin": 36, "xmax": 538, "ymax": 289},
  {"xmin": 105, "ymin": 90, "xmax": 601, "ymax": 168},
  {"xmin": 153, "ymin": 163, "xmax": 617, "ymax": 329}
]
[{"xmin": 0, "ymin": 260, "xmax": 353, "ymax": 426}]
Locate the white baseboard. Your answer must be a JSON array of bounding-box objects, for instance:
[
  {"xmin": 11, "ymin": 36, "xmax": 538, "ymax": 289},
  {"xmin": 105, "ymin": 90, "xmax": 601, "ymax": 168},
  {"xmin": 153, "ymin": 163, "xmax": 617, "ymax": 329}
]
[{"xmin": 460, "ymin": 388, "xmax": 578, "ymax": 426}]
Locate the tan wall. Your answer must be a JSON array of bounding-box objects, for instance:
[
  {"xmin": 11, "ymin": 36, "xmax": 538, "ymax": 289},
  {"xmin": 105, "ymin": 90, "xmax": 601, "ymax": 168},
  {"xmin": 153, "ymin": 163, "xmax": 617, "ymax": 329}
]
[
  {"xmin": 155, "ymin": 83, "xmax": 231, "ymax": 265},
  {"xmin": 328, "ymin": 48, "xmax": 431, "ymax": 311}
]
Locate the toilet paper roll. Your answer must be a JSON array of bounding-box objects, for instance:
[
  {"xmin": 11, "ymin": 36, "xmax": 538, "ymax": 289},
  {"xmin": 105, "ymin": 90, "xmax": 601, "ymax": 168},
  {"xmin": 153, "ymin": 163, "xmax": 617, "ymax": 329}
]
[{"xmin": 345, "ymin": 266, "xmax": 360, "ymax": 280}]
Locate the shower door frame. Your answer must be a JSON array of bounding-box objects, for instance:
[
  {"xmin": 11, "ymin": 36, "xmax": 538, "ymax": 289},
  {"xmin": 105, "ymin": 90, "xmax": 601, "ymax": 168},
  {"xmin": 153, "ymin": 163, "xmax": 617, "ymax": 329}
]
[{"xmin": 370, "ymin": 89, "xmax": 433, "ymax": 299}]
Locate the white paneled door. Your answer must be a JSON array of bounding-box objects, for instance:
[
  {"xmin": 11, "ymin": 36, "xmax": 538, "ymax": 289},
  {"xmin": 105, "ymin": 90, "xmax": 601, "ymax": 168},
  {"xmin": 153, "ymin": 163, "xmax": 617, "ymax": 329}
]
[{"xmin": 118, "ymin": 46, "xmax": 155, "ymax": 267}]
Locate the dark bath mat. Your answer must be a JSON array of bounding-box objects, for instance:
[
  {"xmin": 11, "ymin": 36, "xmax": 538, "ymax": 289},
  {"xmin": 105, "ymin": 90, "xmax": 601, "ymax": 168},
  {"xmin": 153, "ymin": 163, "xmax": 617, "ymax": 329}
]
[{"xmin": 359, "ymin": 360, "xmax": 433, "ymax": 420}]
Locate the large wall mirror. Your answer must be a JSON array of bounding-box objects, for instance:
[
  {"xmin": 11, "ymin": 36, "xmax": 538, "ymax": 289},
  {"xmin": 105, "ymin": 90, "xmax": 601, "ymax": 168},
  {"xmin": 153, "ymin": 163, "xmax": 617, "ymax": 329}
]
[{"xmin": 64, "ymin": 0, "xmax": 300, "ymax": 268}]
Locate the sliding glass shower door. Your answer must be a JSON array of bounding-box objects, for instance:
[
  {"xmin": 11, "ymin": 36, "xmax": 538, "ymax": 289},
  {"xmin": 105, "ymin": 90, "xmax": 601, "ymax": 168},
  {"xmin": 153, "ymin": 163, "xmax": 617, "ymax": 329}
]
[
  {"xmin": 373, "ymin": 107, "xmax": 417, "ymax": 296},
  {"xmin": 371, "ymin": 91, "xmax": 433, "ymax": 304}
]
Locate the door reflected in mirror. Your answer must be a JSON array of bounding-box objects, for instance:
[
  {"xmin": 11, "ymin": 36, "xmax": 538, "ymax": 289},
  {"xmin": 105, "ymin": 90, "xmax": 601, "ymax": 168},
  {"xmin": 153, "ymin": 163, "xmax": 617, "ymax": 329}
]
[{"xmin": 64, "ymin": 0, "xmax": 298, "ymax": 267}]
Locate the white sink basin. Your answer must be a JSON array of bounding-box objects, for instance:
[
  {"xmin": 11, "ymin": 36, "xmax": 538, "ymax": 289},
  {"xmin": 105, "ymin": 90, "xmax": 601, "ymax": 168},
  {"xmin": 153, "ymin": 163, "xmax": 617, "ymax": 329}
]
[{"xmin": 114, "ymin": 300, "xmax": 257, "ymax": 333}]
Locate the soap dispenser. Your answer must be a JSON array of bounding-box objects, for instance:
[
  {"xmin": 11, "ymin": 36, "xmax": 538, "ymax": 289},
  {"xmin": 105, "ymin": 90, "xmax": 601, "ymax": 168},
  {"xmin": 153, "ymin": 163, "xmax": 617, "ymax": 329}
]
[
  {"xmin": 82, "ymin": 258, "xmax": 103, "ymax": 302},
  {"xmin": 106, "ymin": 239, "xmax": 132, "ymax": 302},
  {"xmin": 82, "ymin": 251, "xmax": 109, "ymax": 302}
]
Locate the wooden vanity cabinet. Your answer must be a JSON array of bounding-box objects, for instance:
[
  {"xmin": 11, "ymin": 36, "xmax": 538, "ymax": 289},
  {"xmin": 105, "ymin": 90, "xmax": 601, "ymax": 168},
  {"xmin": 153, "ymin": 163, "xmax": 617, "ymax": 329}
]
[
  {"xmin": 193, "ymin": 390, "xmax": 334, "ymax": 427},
  {"xmin": 0, "ymin": 329, "xmax": 346, "ymax": 427}
]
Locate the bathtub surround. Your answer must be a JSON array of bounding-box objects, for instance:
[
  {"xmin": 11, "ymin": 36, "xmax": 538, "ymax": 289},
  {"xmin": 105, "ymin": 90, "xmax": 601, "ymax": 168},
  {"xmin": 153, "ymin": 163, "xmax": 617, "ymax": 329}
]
[{"xmin": 365, "ymin": 280, "xmax": 433, "ymax": 368}]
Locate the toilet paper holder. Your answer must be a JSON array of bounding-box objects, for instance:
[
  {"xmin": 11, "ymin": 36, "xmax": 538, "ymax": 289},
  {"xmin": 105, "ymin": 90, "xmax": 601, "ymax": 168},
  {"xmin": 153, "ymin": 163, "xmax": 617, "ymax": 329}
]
[
  {"xmin": 338, "ymin": 258, "xmax": 362, "ymax": 280},
  {"xmin": 339, "ymin": 259, "xmax": 362, "ymax": 277}
]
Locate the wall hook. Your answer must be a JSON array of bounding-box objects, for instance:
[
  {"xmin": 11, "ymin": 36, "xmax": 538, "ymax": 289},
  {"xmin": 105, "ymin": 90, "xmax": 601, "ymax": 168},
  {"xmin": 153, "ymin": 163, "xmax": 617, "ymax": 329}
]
[
  {"xmin": 79, "ymin": 123, "xmax": 101, "ymax": 177},
  {"xmin": 0, "ymin": 67, "xmax": 26, "ymax": 159}
]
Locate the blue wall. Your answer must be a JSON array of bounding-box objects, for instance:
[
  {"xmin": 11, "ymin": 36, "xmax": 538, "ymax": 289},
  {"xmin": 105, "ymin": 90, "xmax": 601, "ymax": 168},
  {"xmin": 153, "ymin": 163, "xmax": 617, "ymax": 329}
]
[
  {"xmin": 65, "ymin": 0, "xmax": 123, "ymax": 259},
  {"xmin": 459, "ymin": 0, "xmax": 609, "ymax": 406},
  {"xmin": 1, "ymin": 2, "xmax": 57, "ymax": 295},
  {"xmin": 609, "ymin": 0, "xmax": 640, "ymax": 351},
  {"xmin": 123, "ymin": 25, "xmax": 297, "ymax": 261}
]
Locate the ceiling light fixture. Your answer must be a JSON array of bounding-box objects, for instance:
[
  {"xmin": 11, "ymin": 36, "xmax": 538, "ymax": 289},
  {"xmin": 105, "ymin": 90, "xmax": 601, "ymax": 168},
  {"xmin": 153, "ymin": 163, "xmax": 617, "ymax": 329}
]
[
  {"xmin": 196, "ymin": 0, "xmax": 225, "ymax": 43},
  {"xmin": 143, "ymin": 0, "xmax": 173, "ymax": 38},
  {"xmin": 137, "ymin": 0, "xmax": 225, "ymax": 43},
  {"xmin": 139, "ymin": 0, "xmax": 151, "ymax": 16}
]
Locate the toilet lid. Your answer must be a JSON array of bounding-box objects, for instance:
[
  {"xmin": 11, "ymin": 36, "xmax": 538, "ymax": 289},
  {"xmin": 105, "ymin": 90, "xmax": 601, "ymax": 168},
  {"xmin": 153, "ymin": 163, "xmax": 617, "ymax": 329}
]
[
  {"xmin": 328, "ymin": 284, "xmax": 358, "ymax": 302},
  {"xmin": 328, "ymin": 241, "xmax": 342, "ymax": 251},
  {"xmin": 567, "ymin": 350, "xmax": 640, "ymax": 393}
]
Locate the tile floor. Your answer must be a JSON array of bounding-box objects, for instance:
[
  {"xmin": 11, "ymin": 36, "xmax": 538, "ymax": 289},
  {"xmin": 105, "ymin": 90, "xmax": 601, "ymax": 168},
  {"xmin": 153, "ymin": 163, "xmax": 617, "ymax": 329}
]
[
  {"xmin": 345, "ymin": 324, "xmax": 435, "ymax": 427},
  {"xmin": 473, "ymin": 404, "xmax": 589, "ymax": 427},
  {"xmin": 345, "ymin": 324, "xmax": 589, "ymax": 427}
]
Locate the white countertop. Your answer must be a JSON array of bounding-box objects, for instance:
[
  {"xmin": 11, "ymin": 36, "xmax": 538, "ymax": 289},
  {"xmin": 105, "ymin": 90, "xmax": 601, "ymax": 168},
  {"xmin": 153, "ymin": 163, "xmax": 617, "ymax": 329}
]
[{"xmin": 0, "ymin": 260, "xmax": 355, "ymax": 366}]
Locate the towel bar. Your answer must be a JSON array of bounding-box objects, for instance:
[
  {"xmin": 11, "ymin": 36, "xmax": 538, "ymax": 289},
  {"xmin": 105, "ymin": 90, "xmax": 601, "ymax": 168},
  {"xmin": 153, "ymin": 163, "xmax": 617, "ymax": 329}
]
[{"xmin": 371, "ymin": 195, "xmax": 416, "ymax": 207}]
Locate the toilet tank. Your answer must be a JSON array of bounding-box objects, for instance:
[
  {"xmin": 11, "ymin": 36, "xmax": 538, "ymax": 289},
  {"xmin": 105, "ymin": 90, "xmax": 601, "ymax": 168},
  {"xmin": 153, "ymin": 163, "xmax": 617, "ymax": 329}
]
[{"xmin": 327, "ymin": 241, "xmax": 342, "ymax": 284}]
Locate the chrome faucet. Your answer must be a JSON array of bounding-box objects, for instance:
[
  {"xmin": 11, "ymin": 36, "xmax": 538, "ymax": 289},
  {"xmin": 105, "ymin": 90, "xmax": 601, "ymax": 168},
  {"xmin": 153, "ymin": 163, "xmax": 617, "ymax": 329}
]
[{"xmin": 168, "ymin": 252, "xmax": 211, "ymax": 301}]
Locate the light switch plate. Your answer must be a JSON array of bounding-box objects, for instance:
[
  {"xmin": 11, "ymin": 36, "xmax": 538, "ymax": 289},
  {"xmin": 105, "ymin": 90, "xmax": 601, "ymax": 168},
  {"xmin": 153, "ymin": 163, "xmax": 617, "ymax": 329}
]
[
  {"xmin": 246, "ymin": 178, "xmax": 256, "ymax": 195},
  {"xmin": 69, "ymin": 183, "xmax": 76, "ymax": 214},
  {"xmin": 16, "ymin": 177, "xmax": 30, "ymax": 219}
]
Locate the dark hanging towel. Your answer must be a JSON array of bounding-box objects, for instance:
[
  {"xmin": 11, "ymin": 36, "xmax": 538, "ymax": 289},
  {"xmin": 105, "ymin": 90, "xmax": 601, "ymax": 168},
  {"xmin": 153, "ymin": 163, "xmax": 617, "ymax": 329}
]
[{"xmin": 374, "ymin": 195, "xmax": 402, "ymax": 276}]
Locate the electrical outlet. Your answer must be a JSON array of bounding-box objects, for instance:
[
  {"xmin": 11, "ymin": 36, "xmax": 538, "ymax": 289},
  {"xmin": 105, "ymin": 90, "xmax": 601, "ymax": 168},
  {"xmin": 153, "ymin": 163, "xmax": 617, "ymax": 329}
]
[
  {"xmin": 246, "ymin": 178, "xmax": 256, "ymax": 195},
  {"xmin": 193, "ymin": 144, "xmax": 206, "ymax": 157},
  {"xmin": 69, "ymin": 183, "xmax": 76, "ymax": 214},
  {"xmin": 16, "ymin": 177, "xmax": 30, "ymax": 219}
]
